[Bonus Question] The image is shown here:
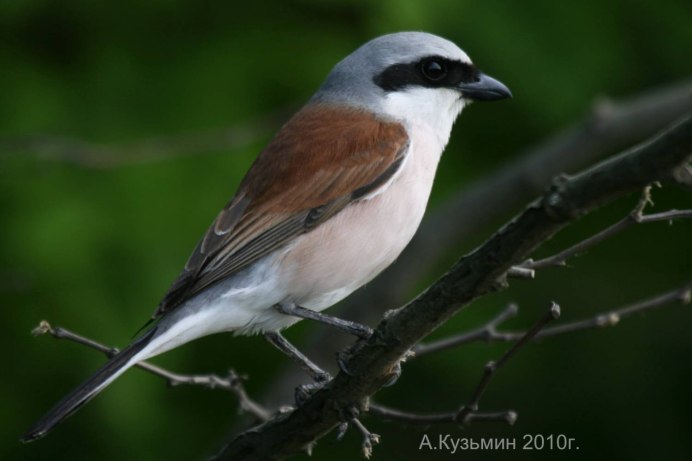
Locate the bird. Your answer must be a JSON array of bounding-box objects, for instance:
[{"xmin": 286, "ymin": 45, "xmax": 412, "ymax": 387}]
[{"xmin": 22, "ymin": 31, "xmax": 511, "ymax": 442}]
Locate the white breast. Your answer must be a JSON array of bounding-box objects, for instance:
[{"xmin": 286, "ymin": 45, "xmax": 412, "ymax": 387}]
[
  {"xmin": 272, "ymin": 88, "xmax": 465, "ymax": 317},
  {"xmin": 152, "ymin": 134, "xmax": 444, "ymax": 344},
  {"xmin": 277, "ymin": 120, "xmax": 446, "ymax": 314}
]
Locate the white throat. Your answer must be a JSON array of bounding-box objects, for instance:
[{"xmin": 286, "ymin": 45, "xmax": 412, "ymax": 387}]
[{"xmin": 380, "ymin": 87, "xmax": 466, "ymax": 151}]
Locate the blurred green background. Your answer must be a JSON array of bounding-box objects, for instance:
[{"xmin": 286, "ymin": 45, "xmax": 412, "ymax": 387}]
[{"xmin": 2, "ymin": 0, "xmax": 691, "ymax": 460}]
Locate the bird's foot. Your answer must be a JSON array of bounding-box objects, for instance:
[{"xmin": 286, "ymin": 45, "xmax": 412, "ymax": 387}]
[
  {"xmin": 294, "ymin": 369, "xmax": 332, "ymax": 406},
  {"xmin": 383, "ymin": 349, "xmax": 415, "ymax": 386},
  {"xmin": 337, "ymin": 348, "xmax": 414, "ymax": 386}
]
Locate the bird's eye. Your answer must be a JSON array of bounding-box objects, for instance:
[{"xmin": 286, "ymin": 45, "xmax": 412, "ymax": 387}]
[{"xmin": 421, "ymin": 59, "xmax": 448, "ymax": 82}]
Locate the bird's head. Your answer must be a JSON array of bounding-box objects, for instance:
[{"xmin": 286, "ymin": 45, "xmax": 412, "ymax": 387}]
[{"xmin": 312, "ymin": 31, "xmax": 511, "ymax": 138}]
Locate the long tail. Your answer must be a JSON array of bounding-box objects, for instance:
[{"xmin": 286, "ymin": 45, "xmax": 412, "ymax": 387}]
[{"xmin": 21, "ymin": 327, "xmax": 158, "ymax": 442}]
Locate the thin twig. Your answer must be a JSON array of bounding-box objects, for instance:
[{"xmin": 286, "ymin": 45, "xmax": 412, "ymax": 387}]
[
  {"xmin": 455, "ymin": 303, "xmax": 561, "ymax": 424},
  {"xmin": 535, "ymin": 282, "xmax": 691, "ymax": 338},
  {"xmin": 524, "ymin": 188, "xmax": 692, "ymax": 270},
  {"xmin": 31, "ymin": 321, "xmax": 271, "ymax": 421},
  {"xmin": 335, "ymin": 407, "xmax": 380, "ymax": 459},
  {"xmin": 414, "ymin": 283, "xmax": 691, "ymax": 355},
  {"xmin": 368, "ymin": 403, "xmax": 517, "ymax": 426},
  {"xmin": 2, "ymin": 110, "xmax": 290, "ymax": 169},
  {"xmin": 351, "ymin": 417, "xmax": 380, "ymax": 459},
  {"xmin": 413, "ymin": 303, "xmax": 519, "ymax": 357}
]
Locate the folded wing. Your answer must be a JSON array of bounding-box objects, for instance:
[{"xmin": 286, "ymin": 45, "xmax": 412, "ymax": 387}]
[{"xmin": 155, "ymin": 105, "xmax": 409, "ymax": 318}]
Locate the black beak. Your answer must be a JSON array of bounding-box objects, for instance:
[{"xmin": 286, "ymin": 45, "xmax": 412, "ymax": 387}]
[{"xmin": 458, "ymin": 72, "xmax": 512, "ymax": 101}]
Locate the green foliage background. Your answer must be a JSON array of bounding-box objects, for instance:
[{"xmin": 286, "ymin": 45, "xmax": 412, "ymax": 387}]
[{"xmin": 2, "ymin": 1, "xmax": 691, "ymax": 460}]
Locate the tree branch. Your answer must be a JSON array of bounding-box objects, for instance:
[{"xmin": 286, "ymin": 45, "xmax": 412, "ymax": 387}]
[
  {"xmin": 415, "ymin": 282, "xmax": 691, "ymax": 356},
  {"xmin": 534, "ymin": 282, "xmax": 691, "ymax": 339},
  {"xmin": 1, "ymin": 110, "xmax": 289, "ymax": 169},
  {"xmin": 368, "ymin": 304, "xmax": 559, "ymax": 430},
  {"xmin": 413, "ymin": 303, "xmax": 518, "ymax": 357},
  {"xmin": 33, "ymin": 278, "xmax": 690, "ymax": 445},
  {"xmin": 368, "ymin": 404, "xmax": 517, "ymax": 426},
  {"xmin": 213, "ymin": 115, "xmax": 692, "ymax": 459},
  {"xmin": 31, "ymin": 321, "xmax": 271, "ymax": 422},
  {"xmin": 455, "ymin": 303, "xmax": 560, "ymax": 423},
  {"xmin": 524, "ymin": 186, "xmax": 692, "ymax": 269}
]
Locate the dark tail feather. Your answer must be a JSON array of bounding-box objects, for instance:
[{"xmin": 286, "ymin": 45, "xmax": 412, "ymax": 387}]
[{"xmin": 21, "ymin": 327, "xmax": 157, "ymax": 443}]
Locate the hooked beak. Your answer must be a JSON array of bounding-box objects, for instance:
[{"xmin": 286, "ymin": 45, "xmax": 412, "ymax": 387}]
[{"xmin": 458, "ymin": 72, "xmax": 512, "ymax": 101}]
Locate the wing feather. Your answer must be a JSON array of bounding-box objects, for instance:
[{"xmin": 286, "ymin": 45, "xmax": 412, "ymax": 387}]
[{"xmin": 155, "ymin": 105, "xmax": 409, "ymax": 318}]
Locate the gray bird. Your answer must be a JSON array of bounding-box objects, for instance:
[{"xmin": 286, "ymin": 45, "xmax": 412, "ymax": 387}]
[{"xmin": 22, "ymin": 31, "xmax": 510, "ymax": 442}]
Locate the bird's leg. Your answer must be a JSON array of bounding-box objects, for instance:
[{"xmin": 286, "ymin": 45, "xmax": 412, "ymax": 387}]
[
  {"xmin": 263, "ymin": 331, "xmax": 331, "ymax": 384},
  {"xmin": 275, "ymin": 302, "xmax": 373, "ymax": 339}
]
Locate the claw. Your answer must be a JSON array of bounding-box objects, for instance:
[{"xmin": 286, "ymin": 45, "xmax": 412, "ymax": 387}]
[
  {"xmin": 314, "ymin": 370, "xmax": 332, "ymax": 384},
  {"xmin": 294, "ymin": 369, "xmax": 332, "ymax": 406},
  {"xmin": 383, "ymin": 362, "xmax": 401, "ymax": 387}
]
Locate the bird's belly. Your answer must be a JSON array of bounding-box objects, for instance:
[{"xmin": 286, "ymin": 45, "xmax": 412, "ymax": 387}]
[
  {"xmin": 280, "ymin": 143, "xmax": 439, "ymax": 311},
  {"xmin": 156, "ymin": 164, "xmax": 436, "ymax": 342}
]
